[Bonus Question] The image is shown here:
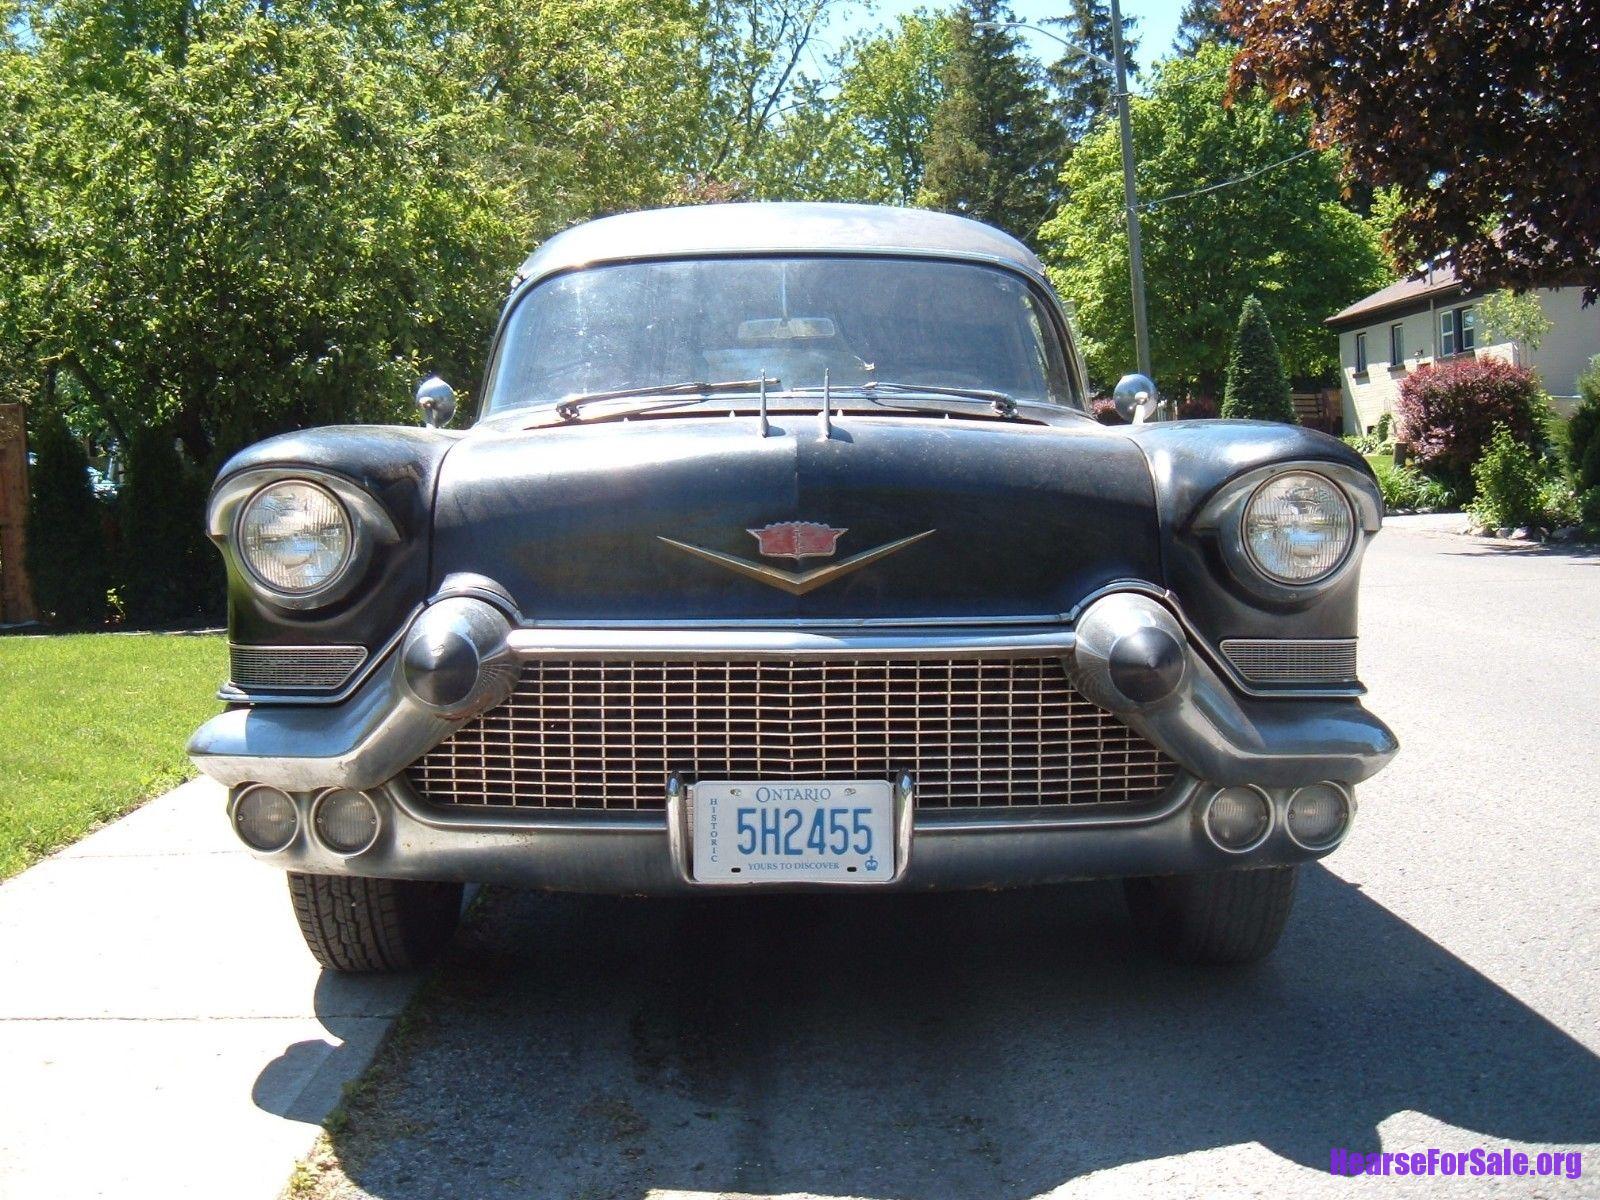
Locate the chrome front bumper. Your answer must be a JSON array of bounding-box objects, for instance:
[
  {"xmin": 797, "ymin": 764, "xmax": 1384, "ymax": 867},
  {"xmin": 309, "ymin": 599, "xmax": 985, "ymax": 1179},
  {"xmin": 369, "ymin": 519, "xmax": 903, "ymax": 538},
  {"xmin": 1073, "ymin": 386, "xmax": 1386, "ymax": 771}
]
[{"xmin": 189, "ymin": 588, "xmax": 1398, "ymax": 890}]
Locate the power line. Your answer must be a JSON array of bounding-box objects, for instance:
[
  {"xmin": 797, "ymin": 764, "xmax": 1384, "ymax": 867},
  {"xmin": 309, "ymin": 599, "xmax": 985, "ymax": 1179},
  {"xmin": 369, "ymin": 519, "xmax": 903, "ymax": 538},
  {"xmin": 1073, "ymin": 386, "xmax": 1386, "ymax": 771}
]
[{"xmin": 1139, "ymin": 148, "xmax": 1319, "ymax": 209}]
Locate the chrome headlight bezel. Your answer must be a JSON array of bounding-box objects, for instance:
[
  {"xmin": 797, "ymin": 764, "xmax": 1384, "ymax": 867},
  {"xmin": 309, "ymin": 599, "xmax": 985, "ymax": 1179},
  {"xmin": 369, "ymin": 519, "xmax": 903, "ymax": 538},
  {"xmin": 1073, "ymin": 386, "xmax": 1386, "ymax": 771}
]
[
  {"xmin": 208, "ymin": 468, "xmax": 400, "ymax": 611},
  {"xmin": 1193, "ymin": 461, "xmax": 1381, "ymax": 604}
]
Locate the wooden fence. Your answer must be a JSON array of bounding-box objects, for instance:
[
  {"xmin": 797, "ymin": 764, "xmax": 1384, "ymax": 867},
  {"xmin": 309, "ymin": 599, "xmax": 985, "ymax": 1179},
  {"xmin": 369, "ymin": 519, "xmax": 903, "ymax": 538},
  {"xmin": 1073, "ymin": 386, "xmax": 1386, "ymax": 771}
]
[{"xmin": 0, "ymin": 404, "xmax": 36, "ymax": 623}]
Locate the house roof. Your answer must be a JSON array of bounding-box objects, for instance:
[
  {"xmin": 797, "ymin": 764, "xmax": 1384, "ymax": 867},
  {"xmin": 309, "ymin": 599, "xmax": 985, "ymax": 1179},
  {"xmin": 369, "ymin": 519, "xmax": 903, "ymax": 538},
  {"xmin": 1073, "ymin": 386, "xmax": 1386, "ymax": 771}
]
[
  {"xmin": 513, "ymin": 203, "xmax": 1049, "ymax": 291},
  {"xmin": 1325, "ymin": 265, "xmax": 1472, "ymax": 329}
]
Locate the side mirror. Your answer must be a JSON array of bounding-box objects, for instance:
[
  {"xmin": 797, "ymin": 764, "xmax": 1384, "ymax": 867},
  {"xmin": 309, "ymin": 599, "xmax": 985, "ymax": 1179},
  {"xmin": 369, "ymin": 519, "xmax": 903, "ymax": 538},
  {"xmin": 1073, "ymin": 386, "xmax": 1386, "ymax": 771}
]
[
  {"xmin": 416, "ymin": 375, "xmax": 457, "ymax": 429},
  {"xmin": 1112, "ymin": 373, "xmax": 1163, "ymax": 424}
]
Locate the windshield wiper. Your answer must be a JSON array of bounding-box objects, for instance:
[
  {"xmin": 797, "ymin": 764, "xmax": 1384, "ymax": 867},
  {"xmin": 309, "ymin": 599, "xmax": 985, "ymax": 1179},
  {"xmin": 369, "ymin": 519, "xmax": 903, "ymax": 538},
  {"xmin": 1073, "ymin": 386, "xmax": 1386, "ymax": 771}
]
[
  {"xmin": 553, "ymin": 378, "xmax": 776, "ymax": 423},
  {"xmin": 792, "ymin": 380, "xmax": 1018, "ymax": 419}
]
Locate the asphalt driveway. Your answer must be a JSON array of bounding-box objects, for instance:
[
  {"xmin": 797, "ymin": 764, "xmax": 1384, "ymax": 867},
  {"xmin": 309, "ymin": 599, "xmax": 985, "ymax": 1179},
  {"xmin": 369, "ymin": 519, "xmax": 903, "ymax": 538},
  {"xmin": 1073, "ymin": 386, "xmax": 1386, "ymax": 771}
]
[{"xmin": 288, "ymin": 517, "xmax": 1600, "ymax": 1200}]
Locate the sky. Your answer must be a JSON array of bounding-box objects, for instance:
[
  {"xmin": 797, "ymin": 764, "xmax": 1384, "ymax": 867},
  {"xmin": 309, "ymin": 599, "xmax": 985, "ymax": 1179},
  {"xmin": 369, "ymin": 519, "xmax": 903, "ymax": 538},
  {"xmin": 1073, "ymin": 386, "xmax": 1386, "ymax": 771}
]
[{"xmin": 830, "ymin": 0, "xmax": 1188, "ymax": 78}]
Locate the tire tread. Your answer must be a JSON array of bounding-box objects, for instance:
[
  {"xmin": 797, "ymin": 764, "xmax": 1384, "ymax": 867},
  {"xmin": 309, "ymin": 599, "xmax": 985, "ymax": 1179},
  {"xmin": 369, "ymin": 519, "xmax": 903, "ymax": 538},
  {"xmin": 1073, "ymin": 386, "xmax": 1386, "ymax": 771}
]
[{"xmin": 287, "ymin": 873, "xmax": 462, "ymax": 973}]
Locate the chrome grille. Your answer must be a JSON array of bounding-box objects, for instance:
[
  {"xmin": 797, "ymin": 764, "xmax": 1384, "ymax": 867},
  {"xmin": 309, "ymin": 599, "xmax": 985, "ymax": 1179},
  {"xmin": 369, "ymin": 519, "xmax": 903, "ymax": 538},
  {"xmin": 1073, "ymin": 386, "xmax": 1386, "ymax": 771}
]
[
  {"xmin": 407, "ymin": 657, "xmax": 1178, "ymax": 811},
  {"xmin": 229, "ymin": 644, "xmax": 367, "ymax": 691},
  {"xmin": 1220, "ymin": 638, "xmax": 1358, "ymax": 685}
]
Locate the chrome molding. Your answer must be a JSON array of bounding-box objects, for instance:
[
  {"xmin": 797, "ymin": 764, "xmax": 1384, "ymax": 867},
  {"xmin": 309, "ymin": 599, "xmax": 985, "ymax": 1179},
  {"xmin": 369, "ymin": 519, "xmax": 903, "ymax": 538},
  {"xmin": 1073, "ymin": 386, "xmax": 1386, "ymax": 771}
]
[{"xmin": 503, "ymin": 625, "xmax": 1075, "ymax": 660}]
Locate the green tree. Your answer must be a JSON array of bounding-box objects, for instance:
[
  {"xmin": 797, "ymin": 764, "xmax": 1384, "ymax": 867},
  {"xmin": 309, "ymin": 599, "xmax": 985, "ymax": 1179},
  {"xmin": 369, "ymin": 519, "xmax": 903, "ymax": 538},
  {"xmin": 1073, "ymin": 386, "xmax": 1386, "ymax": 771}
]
[
  {"xmin": 1174, "ymin": 0, "xmax": 1232, "ymax": 54},
  {"xmin": 1039, "ymin": 43, "xmax": 1388, "ymax": 397},
  {"xmin": 750, "ymin": 11, "xmax": 954, "ymax": 204},
  {"xmin": 1046, "ymin": 0, "xmax": 1139, "ymax": 144},
  {"xmin": 1221, "ymin": 296, "xmax": 1295, "ymax": 421},
  {"xmin": 117, "ymin": 425, "xmax": 219, "ymax": 627},
  {"xmin": 920, "ymin": 0, "xmax": 1068, "ymax": 242},
  {"xmin": 1478, "ymin": 291, "xmax": 1554, "ymax": 353},
  {"xmin": 25, "ymin": 412, "xmax": 108, "ymax": 627}
]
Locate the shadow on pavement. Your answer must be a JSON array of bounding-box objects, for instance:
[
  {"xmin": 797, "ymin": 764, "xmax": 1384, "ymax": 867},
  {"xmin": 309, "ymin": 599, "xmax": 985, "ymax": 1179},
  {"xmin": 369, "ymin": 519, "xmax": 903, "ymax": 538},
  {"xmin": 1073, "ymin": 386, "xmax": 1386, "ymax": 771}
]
[{"xmin": 263, "ymin": 866, "xmax": 1600, "ymax": 1199}]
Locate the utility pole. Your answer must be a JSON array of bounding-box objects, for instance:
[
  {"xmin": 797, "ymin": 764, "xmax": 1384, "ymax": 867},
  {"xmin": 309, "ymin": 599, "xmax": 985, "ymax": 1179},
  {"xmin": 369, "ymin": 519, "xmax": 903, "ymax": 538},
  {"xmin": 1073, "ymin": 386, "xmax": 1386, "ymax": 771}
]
[
  {"xmin": 1107, "ymin": 0, "xmax": 1151, "ymax": 379},
  {"xmin": 977, "ymin": 14, "xmax": 1153, "ymax": 380}
]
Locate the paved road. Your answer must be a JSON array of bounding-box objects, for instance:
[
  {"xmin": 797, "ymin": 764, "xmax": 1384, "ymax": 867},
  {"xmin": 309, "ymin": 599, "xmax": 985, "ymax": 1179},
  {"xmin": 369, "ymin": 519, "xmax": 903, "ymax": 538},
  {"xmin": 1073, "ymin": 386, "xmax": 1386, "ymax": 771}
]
[{"xmin": 290, "ymin": 517, "xmax": 1600, "ymax": 1200}]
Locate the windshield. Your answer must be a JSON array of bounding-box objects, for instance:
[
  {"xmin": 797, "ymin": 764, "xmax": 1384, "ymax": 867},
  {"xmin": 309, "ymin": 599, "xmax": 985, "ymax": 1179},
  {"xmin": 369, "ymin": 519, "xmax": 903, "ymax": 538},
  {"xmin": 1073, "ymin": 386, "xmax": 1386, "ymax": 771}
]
[{"xmin": 485, "ymin": 256, "xmax": 1079, "ymax": 414}]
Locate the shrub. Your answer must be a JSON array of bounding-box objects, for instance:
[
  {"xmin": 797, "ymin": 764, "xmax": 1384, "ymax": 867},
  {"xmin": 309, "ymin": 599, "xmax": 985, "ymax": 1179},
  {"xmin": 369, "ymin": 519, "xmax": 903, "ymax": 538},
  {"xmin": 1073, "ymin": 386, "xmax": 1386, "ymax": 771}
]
[
  {"xmin": 1580, "ymin": 487, "xmax": 1600, "ymax": 538},
  {"xmin": 25, "ymin": 413, "xmax": 109, "ymax": 626},
  {"xmin": 1177, "ymin": 392, "xmax": 1218, "ymax": 420},
  {"xmin": 1394, "ymin": 357, "xmax": 1544, "ymax": 486},
  {"xmin": 1089, "ymin": 394, "xmax": 1122, "ymax": 424},
  {"xmin": 1371, "ymin": 458, "xmax": 1450, "ymax": 512},
  {"xmin": 1468, "ymin": 425, "xmax": 1545, "ymax": 529},
  {"xmin": 117, "ymin": 426, "xmax": 221, "ymax": 627},
  {"xmin": 1221, "ymin": 296, "xmax": 1296, "ymax": 422},
  {"xmin": 1569, "ymin": 356, "xmax": 1600, "ymax": 492}
]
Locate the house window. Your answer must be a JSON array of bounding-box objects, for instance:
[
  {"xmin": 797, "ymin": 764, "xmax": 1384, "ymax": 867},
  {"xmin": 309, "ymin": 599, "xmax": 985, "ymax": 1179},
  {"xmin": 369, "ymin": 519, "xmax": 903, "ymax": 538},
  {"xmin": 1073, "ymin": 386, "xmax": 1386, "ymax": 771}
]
[
  {"xmin": 1441, "ymin": 306, "xmax": 1476, "ymax": 357},
  {"xmin": 1390, "ymin": 323, "xmax": 1404, "ymax": 366},
  {"xmin": 1355, "ymin": 332, "xmax": 1368, "ymax": 374}
]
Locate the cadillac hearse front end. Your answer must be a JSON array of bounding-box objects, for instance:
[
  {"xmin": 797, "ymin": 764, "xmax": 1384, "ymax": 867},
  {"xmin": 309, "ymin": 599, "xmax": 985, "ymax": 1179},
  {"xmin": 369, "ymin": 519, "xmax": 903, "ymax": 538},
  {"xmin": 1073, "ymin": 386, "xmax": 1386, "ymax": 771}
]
[{"xmin": 189, "ymin": 203, "xmax": 1396, "ymax": 971}]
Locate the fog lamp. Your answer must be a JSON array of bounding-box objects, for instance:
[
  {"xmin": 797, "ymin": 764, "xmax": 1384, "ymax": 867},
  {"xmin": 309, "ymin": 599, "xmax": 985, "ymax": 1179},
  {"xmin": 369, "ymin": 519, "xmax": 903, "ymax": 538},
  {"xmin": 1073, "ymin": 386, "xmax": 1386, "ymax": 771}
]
[
  {"xmin": 1285, "ymin": 782, "xmax": 1353, "ymax": 850},
  {"xmin": 232, "ymin": 785, "xmax": 299, "ymax": 853},
  {"xmin": 1203, "ymin": 786, "xmax": 1272, "ymax": 853},
  {"xmin": 312, "ymin": 789, "xmax": 381, "ymax": 856}
]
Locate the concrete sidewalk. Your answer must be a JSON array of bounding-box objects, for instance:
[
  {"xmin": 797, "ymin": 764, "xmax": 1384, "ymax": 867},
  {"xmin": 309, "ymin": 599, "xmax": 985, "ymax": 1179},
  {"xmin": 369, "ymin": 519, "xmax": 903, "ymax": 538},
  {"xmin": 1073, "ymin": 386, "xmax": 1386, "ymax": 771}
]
[{"xmin": 0, "ymin": 777, "xmax": 420, "ymax": 1200}]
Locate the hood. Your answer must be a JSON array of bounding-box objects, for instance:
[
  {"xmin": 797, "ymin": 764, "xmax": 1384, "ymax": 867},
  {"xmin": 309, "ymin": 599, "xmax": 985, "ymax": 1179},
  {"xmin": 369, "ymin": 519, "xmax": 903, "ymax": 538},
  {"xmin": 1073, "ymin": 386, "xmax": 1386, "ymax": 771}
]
[{"xmin": 431, "ymin": 412, "xmax": 1161, "ymax": 623}]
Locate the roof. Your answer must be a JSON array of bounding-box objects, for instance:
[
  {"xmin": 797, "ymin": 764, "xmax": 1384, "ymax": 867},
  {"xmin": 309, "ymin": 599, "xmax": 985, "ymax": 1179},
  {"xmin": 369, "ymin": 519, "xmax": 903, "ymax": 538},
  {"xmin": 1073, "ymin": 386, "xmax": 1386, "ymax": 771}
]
[
  {"xmin": 514, "ymin": 203, "xmax": 1048, "ymax": 289},
  {"xmin": 1325, "ymin": 264, "xmax": 1471, "ymax": 329}
]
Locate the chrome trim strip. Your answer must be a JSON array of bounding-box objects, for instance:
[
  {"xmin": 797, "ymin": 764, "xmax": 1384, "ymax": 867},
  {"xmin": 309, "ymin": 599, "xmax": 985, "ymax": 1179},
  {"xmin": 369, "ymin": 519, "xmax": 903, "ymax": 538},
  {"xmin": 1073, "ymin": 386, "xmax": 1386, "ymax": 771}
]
[
  {"xmin": 502, "ymin": 626, "xmax": 1077, "ymax": 660},
  {"xmin": 385, "ymin": 773, "xmax": 1200, "ymax": 834},
  {"xmin": 521, "ymin": 614, "xmax": 1070, "ymax": 629}
]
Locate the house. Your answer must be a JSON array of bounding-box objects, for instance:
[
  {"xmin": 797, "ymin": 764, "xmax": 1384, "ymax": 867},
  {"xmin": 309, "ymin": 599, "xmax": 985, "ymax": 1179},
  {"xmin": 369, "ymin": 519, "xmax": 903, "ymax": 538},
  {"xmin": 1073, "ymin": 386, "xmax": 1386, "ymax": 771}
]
[{"xmin": 1326, "ymin": 266, "xmax": 1600, "ymax": 435}]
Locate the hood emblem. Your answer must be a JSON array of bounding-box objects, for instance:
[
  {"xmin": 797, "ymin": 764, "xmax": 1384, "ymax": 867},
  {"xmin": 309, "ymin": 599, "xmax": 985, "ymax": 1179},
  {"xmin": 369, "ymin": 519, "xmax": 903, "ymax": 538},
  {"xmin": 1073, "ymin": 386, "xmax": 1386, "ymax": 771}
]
[
  {"xmin": 658, "ymin": 526, "xmax": 935, "ymax": 595},
  {"xmin": 748, "ymin": 521, "xmax": 846, "ymax": 560}
]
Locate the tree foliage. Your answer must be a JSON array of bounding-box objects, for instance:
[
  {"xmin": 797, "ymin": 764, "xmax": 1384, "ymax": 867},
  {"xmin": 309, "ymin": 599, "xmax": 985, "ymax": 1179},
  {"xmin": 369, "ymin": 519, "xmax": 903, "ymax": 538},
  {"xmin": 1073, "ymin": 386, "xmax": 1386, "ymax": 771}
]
[
  {"xmin": 1174, "ymin": 0, "xmax": 1232, "ymax": 54},
  {"xmin": 1221, "ymin": 296, "xmax": 1295, "ymax": 422},
  {"xmin": 1045, "ymin": 0, "xmax": 1138, "ymax": 144},
  {"xmin": 1040, "ymin": 43, "xmax": 1388, "ymax": 396},
  {"xmin": 1224, "ymin": 0, "xmax": 1600, "ymax": 301},
  {"xmin": 749, "ymin": 11, "xmax": 954, "ymax": 205},
  {"xmin": 1477, "ymin": 291, "xmax": 1555, "ymax": 353},
  {"xmin": 25, "ymin": 412, "xmax": 108, "ymax": 627},
  {"xmin": 920, "ymin": 0, "xmax": 1068, "ymax": 243}
]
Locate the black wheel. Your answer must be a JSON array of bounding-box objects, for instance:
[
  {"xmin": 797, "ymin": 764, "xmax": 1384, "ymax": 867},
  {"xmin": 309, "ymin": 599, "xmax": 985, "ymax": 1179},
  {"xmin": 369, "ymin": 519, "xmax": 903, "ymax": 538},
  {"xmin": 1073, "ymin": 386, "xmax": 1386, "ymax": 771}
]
[
  {"xmin": 1123, "ymin": 866, "xmax": 1297, "ymax": 965},
  {"xmin": 287, "ymin": 872, "xmax": 463, "ymax": 973}
]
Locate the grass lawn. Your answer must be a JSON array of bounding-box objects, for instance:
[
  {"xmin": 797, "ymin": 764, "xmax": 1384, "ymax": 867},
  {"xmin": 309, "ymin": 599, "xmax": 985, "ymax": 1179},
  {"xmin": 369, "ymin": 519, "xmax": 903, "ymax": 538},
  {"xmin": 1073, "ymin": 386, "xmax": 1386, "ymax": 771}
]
[{"xmin": 0, "ymin": 632, "xmax": 226, "ymax": 880}]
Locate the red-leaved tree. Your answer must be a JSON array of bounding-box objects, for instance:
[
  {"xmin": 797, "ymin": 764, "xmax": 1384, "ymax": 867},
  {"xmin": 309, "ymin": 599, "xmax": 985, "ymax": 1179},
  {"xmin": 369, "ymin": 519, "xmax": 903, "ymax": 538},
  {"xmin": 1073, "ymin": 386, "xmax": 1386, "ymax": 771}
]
[{"xmin": 1221, "ymin": 0, "xmax": 1600, "ymax": 302}]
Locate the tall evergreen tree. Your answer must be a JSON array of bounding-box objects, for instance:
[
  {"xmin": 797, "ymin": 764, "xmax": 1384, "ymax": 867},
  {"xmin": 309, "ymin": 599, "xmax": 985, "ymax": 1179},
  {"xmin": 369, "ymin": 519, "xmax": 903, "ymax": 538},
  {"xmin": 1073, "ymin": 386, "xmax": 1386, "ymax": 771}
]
[
  {"xmin": 919, "ymin": 0, "xmax": 1068, "ymax": 242},
  {"xmin": 1221, "ymin": 297, "xmax": 1296, "ymax": 423},
  {"xmin": 1046, "ymin": 0, "xmax": 1139, "ymax": 144},
  {"xmin": 1173, "ymin": 0, "xmax": 1232, "ymax": 55}
]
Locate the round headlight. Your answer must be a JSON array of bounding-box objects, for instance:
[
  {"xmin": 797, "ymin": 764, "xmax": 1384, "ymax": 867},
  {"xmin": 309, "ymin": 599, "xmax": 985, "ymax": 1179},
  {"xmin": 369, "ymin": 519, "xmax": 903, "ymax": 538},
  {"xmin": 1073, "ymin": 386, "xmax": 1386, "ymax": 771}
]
[
  {"xmin": 237, "ymin": 481, "xmax": 352, "ymax": 595},
  {"xmin": 1242, "ymin": 472, "xmax": 1354, "ymax": 584}
]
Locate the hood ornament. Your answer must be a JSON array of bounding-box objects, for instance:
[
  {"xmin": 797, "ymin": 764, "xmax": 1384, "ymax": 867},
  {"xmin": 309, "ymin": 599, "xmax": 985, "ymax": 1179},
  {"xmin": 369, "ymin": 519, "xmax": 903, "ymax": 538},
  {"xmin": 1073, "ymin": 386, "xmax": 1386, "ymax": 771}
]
[{"xmin": 659, "ymin": 525, "xmax": 935, "ymax": 595}]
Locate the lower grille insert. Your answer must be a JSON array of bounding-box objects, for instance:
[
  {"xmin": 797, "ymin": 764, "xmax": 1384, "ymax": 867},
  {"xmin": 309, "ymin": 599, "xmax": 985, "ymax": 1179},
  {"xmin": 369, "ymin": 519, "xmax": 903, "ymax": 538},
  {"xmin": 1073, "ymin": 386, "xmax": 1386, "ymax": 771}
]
[
  {"xmin": 1220, "ymin": 638, "xmax": 1358, "ymax": 685},
  {"xmin": 407, "ymin": 657, "xmax": 1178, "ymax": 812},
  {"xmin": 229, "ymin": 644, "xmax": 367, "ymax": 691}
]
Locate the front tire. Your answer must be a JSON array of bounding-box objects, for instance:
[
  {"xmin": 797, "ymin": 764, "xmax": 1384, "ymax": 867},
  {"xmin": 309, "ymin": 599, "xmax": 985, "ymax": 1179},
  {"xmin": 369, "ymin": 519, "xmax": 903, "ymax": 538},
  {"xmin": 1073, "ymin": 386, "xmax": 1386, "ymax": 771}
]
[
  {"xmin": 288, "ymin": 873, "xmax": 464, "ymax": 973},
  {"xmin": 1123, "ymin": 866, "xmax": 1297, "ymax": 965}
]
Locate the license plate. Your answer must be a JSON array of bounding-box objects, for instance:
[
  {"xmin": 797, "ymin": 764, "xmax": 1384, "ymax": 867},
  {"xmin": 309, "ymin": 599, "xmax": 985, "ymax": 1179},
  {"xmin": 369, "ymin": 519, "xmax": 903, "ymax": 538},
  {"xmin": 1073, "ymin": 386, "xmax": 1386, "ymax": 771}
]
[{"xmin": 690, "ymin": 780, "xmax": 895, "ymax": 884}]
